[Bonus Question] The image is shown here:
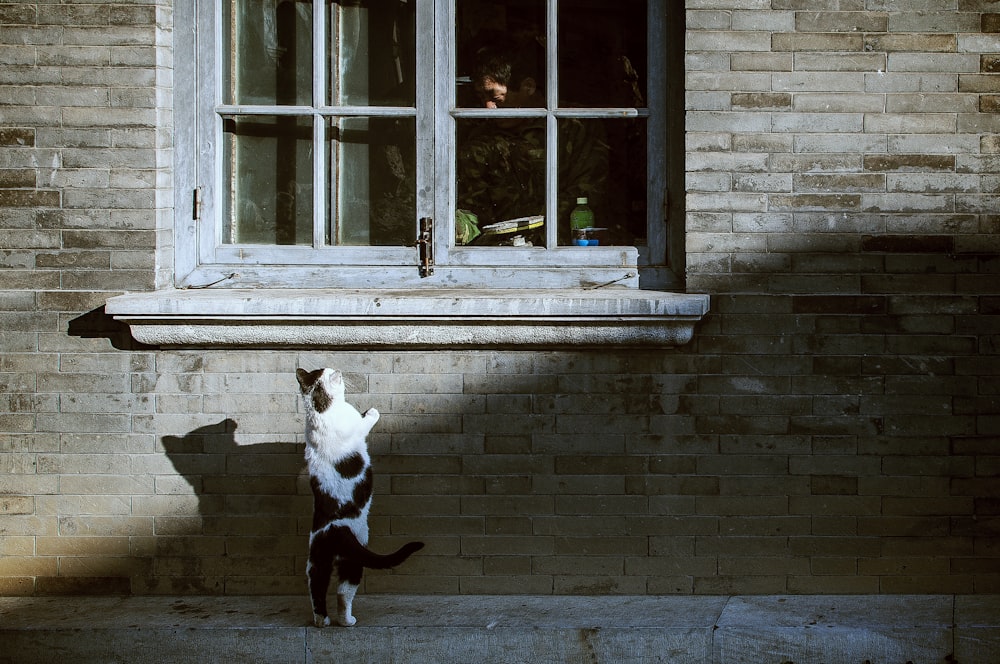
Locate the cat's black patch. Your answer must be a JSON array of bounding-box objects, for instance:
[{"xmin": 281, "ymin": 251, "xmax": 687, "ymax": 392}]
[
  {"xmin": 352, "ymin": 467, "xmax": 373, "ymax": 510},
  {"xmin": 309, "ymin": 471, "xmax": 370, "ymax": 529},
  {"xmin": 310, "ymin": 476, "xmax": 345, "ymax": 529},
  {"xmin": 296, "ymin": 367, "xmax": 323, "ymax": 391},
  {"xmin": 335, "ymin": 452, "xmax": 365, "ymax": 479},
  {"xmin": 311, "ymin": 384, "xmax": 332, "ymax": 414}
]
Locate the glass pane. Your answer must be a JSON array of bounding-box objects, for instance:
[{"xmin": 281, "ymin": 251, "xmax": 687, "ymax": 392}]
[
  {"xmin": 224, "ymin": 0, "xmax": 313, "ymax": 106},
  {"xmin": 558, "ymin": 118, "xmax": 645, "ymax": 247},
  {"xmin": 331, "ymin": 1, "xmax": 416, "ymax": 106},
  {"xmin": 331, "ymin": 116, "xmax": 415, "ymax": 246},
  {"xmin": 456, "ymin": 117, "xmax": 546, "ymax": 246},
  {"xmin": 455, "ymin": 0, "xmax": 545, "ymax": 109},
  {"xmin": 222, "ymin": 116, "xmax": 314, "ymax": 245},
  {"xmin": 559, "ymin": 0, "xmax": 646, "ymax": 108}
]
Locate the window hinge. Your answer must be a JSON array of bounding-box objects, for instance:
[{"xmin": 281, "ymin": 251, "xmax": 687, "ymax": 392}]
[
  {"xmin": 662, "ymin": 188, "xmax": 669, "ymax": 222},
  {"xmin": 417, "ymin": 217, "xmax": 434, "ymax": 277},
  {"xmin": 193, "ymin": 187, "xmax": 203, "ymax": 221}
]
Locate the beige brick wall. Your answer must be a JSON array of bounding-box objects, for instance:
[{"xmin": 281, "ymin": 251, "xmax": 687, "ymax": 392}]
[{"xmin": 1, "ymin": 2, "xmax": 999, "ymax": 597}]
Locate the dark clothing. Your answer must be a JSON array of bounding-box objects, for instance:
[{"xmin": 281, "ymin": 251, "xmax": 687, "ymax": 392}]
[{"xmin": 456, "ymin": 117, "xmax": 609, "ymax": 243}]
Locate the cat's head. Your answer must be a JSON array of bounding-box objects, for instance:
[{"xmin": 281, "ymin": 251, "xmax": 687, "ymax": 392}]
[{"xmin": 296, "ymin": 367, "xmax": 346, "ymax": 414}]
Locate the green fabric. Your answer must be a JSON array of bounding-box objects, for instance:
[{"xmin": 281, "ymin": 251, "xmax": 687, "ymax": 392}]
[{"xmin": 455, "ymin": 209, "xmax": 481, "ymax": 245}]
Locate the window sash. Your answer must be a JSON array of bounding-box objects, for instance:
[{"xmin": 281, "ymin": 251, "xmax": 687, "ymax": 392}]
[
  {"xmin": 437, "ymin": 0, "xmax": 665, "ymax": 267},
  {"xmin": 182, "ymin": 0, "xmax": 674, "ymax": 289}
]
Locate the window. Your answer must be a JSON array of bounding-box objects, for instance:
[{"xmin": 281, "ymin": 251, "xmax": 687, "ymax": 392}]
[
  {"xmin": 176, "ymin": 0, "xmax": 684, "ymax": 290},
  {"xmin": 107, "ymin": 0, "xmax": 707, "ymax": 348}
]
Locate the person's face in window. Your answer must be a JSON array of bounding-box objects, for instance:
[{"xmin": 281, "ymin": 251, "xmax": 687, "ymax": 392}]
[
  {"xmin": 475, "ymin": 76, "xmax": 508, "ymax": 108},
  {"xmin": 475, "ymin": 75, "xmax": 539, "ymax": 109}
]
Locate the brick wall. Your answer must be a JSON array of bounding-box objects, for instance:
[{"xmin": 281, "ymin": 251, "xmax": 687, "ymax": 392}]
[{"xmin": 1, "ymin": 2, "xmax": 998, "ymax": 597}]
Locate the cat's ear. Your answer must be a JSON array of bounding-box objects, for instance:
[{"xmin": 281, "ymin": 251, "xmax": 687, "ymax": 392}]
[{"xmin": 296, "ymin": 367, "xmax": 320, "ymax": 392}]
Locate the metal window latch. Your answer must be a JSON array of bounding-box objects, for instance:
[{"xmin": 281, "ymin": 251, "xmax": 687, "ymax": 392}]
[{"xmin": 417, "ymin": 217, "xmax": 434, "ymax": 277}]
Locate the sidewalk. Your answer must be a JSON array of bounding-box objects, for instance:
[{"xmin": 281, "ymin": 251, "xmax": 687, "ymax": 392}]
[{"xmin": 1, "ymin": 594, "xmax": 998, "ymax": 663}]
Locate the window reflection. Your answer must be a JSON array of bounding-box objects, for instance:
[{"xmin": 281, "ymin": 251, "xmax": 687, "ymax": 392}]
[
  {"xmin": 558, "ymin": 118, "xmax": 645, "ymax": 247},
  {"xmin": 224, "ymin": 0, "xmax": 313, "ymax": 106},
  {"xmin": 332, "ymin": 0, "xmax": 416, "ymax": 107},
  {"xmin": 453, "ymin": 0, "xmax": 648, "ymax": 248},
  {"xmin": 558, "ymin": 0, "xmax": 647, "ymax": 108},
  {"xmin": 333, "ymin": 117, "xmax": 416, "ymax": 246},
  {"xmin": 456, "ymin": 0, "xmax": 545, "ymax": 109},
  {"xmin": 456, "ymin": 117, "xmax": 546, "ymax": 245},
  {"xmin": 223, "ymin": 116, "xmax": 314, "ymax": 245}
]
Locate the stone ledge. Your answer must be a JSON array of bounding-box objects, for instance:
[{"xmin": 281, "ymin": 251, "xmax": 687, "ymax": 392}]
[
  {"xmin": 1, "ymin": 595, "xmax": 997, "ymax": 664},
  {"xmin": 105, "ymin": 289, "xmax": 710, "ymax": 349}
]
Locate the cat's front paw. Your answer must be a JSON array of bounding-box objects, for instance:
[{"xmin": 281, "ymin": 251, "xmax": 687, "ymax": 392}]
[
  {"xmin": 337, "ymin": 613, "xmax": 357, "ymax": 627},
  {"xmin": 363, "ymin": 407, "xmax": 380, "ymax": 423},
  {"xmin": 313, "ymin": 613, "xmax": 331, "ymax": 628}
]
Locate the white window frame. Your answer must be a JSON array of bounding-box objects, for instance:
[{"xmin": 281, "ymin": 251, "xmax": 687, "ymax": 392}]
[
  {"xmin": 107, "ymin": 0, "xmax": 708, "ymax": 348},
  {"xmin": 175, "ymin": 0, "xmax": 681, "ymax": 289}
]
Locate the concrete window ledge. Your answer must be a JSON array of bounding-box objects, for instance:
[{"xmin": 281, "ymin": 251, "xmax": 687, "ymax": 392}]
[{"xmin": 105, "ymin": 289, "xmax": 710, "ymax": 349}]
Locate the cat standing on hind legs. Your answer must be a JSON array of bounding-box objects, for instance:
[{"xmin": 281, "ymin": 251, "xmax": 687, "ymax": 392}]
[{"xmin": 296, "ymin": 367, "xmax": 424, "ymax": 627}]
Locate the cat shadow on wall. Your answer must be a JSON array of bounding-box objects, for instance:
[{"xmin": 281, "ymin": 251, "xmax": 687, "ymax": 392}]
[{"xmin": 155, "ymin": 418, "xmax": 308, "ymax": 594}]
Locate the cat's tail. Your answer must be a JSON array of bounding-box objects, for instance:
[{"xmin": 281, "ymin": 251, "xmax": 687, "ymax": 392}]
[{"xmin": 333, "ymin": 526, "xmax": 425, "ymax": 569}]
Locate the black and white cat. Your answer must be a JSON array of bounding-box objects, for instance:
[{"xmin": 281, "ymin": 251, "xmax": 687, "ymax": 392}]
[{"xmin": 296, "ymin": 367, "xmax": 424, "ymax": 627}]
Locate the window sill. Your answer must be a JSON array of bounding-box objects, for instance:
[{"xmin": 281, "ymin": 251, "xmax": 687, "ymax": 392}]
[{"xmin": 105, "ymin": 289, "xmax": 710, "ymax": 349}]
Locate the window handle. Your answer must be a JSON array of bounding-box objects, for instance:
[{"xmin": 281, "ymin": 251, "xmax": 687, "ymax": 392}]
[{"xmin": 417, "ymin": 217, "xmax": 434, "ymax": 277}]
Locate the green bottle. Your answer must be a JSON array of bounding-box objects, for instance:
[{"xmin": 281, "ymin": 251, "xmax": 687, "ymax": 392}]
[{"xmin": 570, "ymin": 197, "xmax": 593, "ymax": 246}]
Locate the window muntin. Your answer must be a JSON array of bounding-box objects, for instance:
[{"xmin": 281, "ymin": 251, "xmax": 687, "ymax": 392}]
[{"xmin": 186, "ymin": 0, "xmax": 676, "ymax": 289}]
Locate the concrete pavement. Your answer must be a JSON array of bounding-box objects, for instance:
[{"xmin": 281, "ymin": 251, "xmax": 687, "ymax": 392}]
[{"xmin": 1, "ymin": 594, "xmax": 998, "ymax": 663}]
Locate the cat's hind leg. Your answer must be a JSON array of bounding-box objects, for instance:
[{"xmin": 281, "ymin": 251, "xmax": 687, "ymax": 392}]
[
  {"xmin": 307, "ymin": 538, "xmax": 334, "ymax": 627},
  {"xmin": 336, "ymin": 560, "xmax": 363, "ymax": 626}
]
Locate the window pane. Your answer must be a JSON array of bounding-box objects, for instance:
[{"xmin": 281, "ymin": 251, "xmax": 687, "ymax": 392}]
[
  {"xmin": 455, "ymin": 0, "xmax": 545, "ymax": 109},
  {"xmin": 558, "ymin": 118, "xmax": 645, "ymax": 246},
  {"xmin": 332, "ymin": 1, "xmax": 416, "ymax": 106},
  {"xmin": 222, "ymin": 116, "xmax": 314, "ymax": 245},
  {"xmin": 456, "ymin": 117, "xmax": 546, "ymax": 246},
  {"xmin": 558, "ymin": 0, "xmax": 646, "ymax": 108},
  {"xmin": 224, "ymin": 0, "xmax": 313, "ymax": 106},
  {"xmin": 331, "ymin": 116, "xmax": 415, "ymax": 246}
]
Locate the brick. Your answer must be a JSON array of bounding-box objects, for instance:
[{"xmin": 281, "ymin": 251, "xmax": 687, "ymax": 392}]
[
  {"xmin": 888, "ymin": 53, "xmax": 980, "ymax": 73},
  {"xmin": 0, "ymin": 190, "xmax": 61, "ymax": 207},
  {"xmin": 0, "ymin": 496, "xmax": 34, "ymax": 515},
  {"xmin": 796, "ymin": 53, "xmax": 885, "ymax": 73},
  {"xmin": 686, "ymin": 31, "xmax": 772, "ymax": 52},
  {"xmin": 864, "ymin": 154, "xmax": 956, "ymax": 172},
  {"xmin": 772, "ymin": 33, "xmax": 864, "ymax": 52},
  {"xmin": 890, "ymin": 12, "xmax": 981, "ymax": 33},
  {"xmin": 864, "ymin": 30, "xmax": 958, "ymax": 53},
  {"xmin": 861, "ymin": 234, "xmax": 955, "ymax": 253},
  {"xmin": 730, "ymin": 52, "xmax": 793, "ymax": 71},
  {"xmin": 36, "ymin": 576, "xmax": 133, "ymax": 596},
  {"xmin": 960, "ymin": 74, "xmax": 1000, "ymax": 93},
  {"xmin": 731, "ymin": 92, "xmax": 791, "ymax": 109},
  {"xmin": 865, "ymin": 112, "xmax": 957, "ymax": 134},
  {"xmin": 795, "ymin": 12, "xmax": 887, "ymax": 33}
]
